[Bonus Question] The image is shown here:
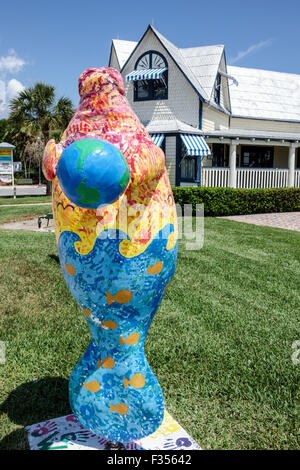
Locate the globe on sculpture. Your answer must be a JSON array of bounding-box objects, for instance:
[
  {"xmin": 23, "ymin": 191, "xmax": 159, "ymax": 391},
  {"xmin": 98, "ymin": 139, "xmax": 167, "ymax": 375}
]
[{"xmin": 56, "ymin": 138, "xmax": 130, "ymax": 209}]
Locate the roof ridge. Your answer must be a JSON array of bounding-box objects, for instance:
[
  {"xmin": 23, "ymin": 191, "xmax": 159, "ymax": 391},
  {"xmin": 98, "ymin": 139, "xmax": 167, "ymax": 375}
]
[
  {"xmin": 180, "ymin": 44, "xmax": 224, "ymax": 50},
  {"xmin": 112, "ymin": 39, "xmax": 137, "ymax": 44}
]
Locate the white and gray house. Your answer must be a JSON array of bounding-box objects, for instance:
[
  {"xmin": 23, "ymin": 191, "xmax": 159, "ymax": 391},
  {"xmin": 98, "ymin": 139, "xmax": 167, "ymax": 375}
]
[{"xmin": 109, "ymin": 25, "xmax": 300, "ymax": 189}]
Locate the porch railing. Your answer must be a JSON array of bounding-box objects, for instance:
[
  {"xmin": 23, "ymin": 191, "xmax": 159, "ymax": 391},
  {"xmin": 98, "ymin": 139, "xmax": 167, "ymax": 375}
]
[
  {"xmin": 202, "ymin": 167, "xmax": 230, "ymax": 187},
  {"xmin": 236, "ymin": 168, "xmax": 288, "ymax": 188},
  {"xmin": 202, "ymin": 167, "xmax": 297, "ymax": 189}
]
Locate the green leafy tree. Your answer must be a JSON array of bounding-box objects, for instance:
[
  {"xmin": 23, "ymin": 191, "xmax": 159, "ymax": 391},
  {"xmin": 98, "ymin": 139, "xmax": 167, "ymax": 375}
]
[
  {"xmin": 7, "ymin": 83, "xmax": 74, "ymax": 192},
  {"xmin": 0, "ymin": 119, "xmax": 8, "ymax": 142}
]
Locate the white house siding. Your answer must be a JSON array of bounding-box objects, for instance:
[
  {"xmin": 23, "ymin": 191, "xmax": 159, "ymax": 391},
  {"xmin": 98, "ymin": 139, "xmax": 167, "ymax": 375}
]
[
  {"xmin": 230, "ymin": 117, "xmax": 300, "ymax": 134},
  {"xmin": 164, "ymin": 136, "xmax": 176, "ymax": 186},
  {"xmin": 202, "ymin": 104, "xmax": 229, "ymax": 132},
  {"xmin": 121, "ymin": 29, "xmax": 199, "ymax": 128},
  {"xmin": 109, "ymin": 46, "xmax": 120, "ymax": 70}
]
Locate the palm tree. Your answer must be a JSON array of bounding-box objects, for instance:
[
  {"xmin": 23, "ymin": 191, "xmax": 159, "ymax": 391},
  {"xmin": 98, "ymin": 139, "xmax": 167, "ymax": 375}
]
[{"xmin": 8, "ymin": 82, "xmax": 74, "ymax": 193}]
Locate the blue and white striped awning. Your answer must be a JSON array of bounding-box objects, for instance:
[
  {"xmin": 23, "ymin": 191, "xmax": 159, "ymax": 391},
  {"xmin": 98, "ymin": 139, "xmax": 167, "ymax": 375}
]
[
  {"xmin": 150, "ymin": 134, "xmax": 165, "ymax": 147},
  {"xmin": 180, "ymin": 134, "xmax": 211, "ymax": 156},
  {"xmin": 126, "ymin": 68, "xmax": 168, "ymax": 82}
]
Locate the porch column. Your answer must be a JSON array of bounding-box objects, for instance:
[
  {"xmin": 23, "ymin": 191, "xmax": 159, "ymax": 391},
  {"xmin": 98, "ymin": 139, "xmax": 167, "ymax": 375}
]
[
  {"xmin": 229, "ymin": 141, "xmax": 237, "ymax": 188},
  {"xmin": 288, "ymin": 144, "xmax": 296, "ymax": 187}
]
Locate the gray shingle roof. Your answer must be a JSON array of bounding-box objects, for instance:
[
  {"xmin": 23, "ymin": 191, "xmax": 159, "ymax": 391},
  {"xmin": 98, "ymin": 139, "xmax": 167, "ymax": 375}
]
[
  {"xmin": 204, "ymin": 128, "xmax": 300, "ymax": 141},
  {"xmin": 112, "ymin": 40, "xmax": 137, "ymax": 69},
  {"xmin": 180, "ymin": 45, "xmax": 224, "ymax": 102},
  {"xmin": 227, "ymin": 66, "xmax": 300, "ymax": 122},
  {"xmin": 146, "ymin": 118, "xmax": 204, "ymax": 134}
]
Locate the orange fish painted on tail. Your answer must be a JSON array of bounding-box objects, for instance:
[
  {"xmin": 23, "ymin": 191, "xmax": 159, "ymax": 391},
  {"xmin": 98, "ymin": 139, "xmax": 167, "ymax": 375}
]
[
  {"xmin": 123, "ymin": 373, "xmax": 145, "ymax": 389},
  {"xmin": 119, "ymin": 333, "xmax": 139, "ymax": 346},
  {"xmin": 83, "ymin": 308, "xmax": 91, "ymax": 317},
  {"xmin": 98, "ymin": 357, "xmax": 115, "ymax": 369},
  {"xmin": 147, "ymin": 261, "xmax": 163, "ymax": 275},
  {"xmin": 64, "ymin": 263, "xmax": 76, "ymax": 276},
  {"xmin": 106, "ymin": 290, "xmax": 133, "ymax": 305},
  {"xmin": 83, "ymin": 380, "xmax": 100, "ymax": 393},
  {"xmin": 110, "ymin": 402, "xmax": 128, "ymax": 415},
  {"xmin": 100, "ymin": 320, "xmax": 117, "ymax": 330}
]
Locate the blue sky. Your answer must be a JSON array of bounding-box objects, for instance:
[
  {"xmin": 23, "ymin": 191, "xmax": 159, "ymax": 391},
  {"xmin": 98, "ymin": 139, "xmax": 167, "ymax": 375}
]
[{"xmin": 0, "ymin": 0, "xmax": 299, "ymax": 117}]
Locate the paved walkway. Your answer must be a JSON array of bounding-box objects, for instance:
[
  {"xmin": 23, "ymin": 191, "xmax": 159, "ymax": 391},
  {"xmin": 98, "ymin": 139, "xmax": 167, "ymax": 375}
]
[
  {"xmin": 219, "ymin": 212, "xmax": 300, "ymax": 232},
  {"xmin": 0, "ymin": 217, "xmax": 54, "ymax": 233},
  {"xmin": 1, "ymin": 212, "xmax": 300, "ymax": 233},
  {"xmin": 0, "ymin": 202, "xmax": 51, "ymax": 207},
  {"xmin": 0, "ymin": 185, "xmax": 46, "ymax": 197}
]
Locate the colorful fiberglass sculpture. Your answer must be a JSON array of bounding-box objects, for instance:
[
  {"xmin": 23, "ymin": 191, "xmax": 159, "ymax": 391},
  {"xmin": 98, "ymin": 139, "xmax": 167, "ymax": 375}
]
[{"xmin": 42, "ymin": 67, "xmax": 178, "ymax": 443}]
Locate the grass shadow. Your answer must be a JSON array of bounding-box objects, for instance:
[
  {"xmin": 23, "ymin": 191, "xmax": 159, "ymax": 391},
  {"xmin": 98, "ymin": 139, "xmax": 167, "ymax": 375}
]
[
  {"xmin": 0, "ymin": 428, "xmax": 30, "ymax": 450},
  {"xmin": 0, "ymin": 377, "xmax": 71, "ymax": 450},
  {"xmin": 48, "ymin": 254, "xmax": 60, "ymax": 264}
]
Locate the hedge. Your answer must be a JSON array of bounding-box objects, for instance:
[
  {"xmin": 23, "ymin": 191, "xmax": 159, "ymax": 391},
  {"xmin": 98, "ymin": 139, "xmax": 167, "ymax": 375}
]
[{"xmin": 172, "ymin": 187, "xmax": 300, "ymax": 217}]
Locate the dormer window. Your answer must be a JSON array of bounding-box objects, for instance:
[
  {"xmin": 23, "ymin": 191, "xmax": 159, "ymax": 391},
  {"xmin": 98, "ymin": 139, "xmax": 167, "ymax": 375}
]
[
  {"xmin": 214, "ymin": 73, "xmax": 221, "ymax": 105},
  {"xmin": 126, "ymin": 51, "xmax": 168, "ymax": 101}
]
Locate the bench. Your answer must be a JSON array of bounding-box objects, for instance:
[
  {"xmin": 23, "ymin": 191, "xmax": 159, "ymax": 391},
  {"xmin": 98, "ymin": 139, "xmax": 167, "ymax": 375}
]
[
  {"xmin": 38, "ymin": 213, "xmax": 53, "ymax": 228},
  {"xmin": 16, "ymin": 178, "xmax": 33, "ymax": 185}
]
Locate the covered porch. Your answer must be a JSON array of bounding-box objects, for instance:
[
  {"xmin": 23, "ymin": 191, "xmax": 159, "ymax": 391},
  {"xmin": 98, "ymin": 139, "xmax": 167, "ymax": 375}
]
[{"xmin": 202, "ymin": 130, "xmax": 300, "ymax": 188}]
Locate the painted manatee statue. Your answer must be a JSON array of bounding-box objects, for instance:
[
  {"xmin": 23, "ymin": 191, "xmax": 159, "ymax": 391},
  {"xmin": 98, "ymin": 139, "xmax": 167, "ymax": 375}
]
[{"xmin": 42, "ymin": 67, "xmax": 178, "ymax": 442}]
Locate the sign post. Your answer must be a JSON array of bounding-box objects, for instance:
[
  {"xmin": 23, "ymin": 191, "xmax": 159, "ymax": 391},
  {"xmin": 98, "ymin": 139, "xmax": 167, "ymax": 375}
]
[{"xmin": 0, "ymin": 143, "xmax": 16, "ymax": 197}]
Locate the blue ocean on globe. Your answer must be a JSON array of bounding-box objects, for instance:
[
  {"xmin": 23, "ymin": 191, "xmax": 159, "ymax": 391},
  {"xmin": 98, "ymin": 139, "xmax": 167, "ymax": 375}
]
[{"xmin": 56, "ymin": 138, "xmax": 130, "ymax": 209}]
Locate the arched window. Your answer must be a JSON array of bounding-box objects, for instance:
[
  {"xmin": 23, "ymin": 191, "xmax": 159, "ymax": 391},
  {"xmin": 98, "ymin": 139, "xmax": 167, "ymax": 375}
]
[{"xmin": 133, "ymin": 51, "xmax": 168, "ymax": 101}]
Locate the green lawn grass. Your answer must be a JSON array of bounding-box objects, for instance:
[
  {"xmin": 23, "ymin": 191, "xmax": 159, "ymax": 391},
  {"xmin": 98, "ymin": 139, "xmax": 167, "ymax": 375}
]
[
  {"xmin": 0, "ymin": 196, "xmax": 52, "ymax": 205},
  {"xmin": 0, "ymin": 205, "xmax": 52, "ymax": 224},
  {"xmin": 0, "ymin": 217, "xmax": 299, "ymax": 449}
]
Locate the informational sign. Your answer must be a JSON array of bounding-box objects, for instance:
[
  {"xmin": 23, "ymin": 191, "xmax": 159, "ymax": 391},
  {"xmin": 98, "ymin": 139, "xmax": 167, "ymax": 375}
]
[
  {"xmin": 0, "ymin": 149, "xmax": 12, "ymax": 156},
  {"xmin": 0, "ymin": 147, "xmax": 15, "ymax": 191},
  {"xmin": 0, "ymin": 148, "xmax": 13, "ymax": 162}
]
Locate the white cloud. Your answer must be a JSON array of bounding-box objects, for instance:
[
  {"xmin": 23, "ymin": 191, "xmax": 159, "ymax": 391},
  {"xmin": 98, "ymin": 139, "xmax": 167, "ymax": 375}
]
[
  {"xmin": 0, "ymin": 80, "xmax": 6, "ymax": 114},
  {"xmin": 229, "ymin": 39, "xmax": 274, "ymax": 65},
  {"xmin": 0, "ymin": 49, "xmax": 26, "ymax": 74},
  {"xmin": 6, "ymin": 78, "xmax": 24, "ymax": 100},
  {"xmin": 0, "ymin": 78, "xmax": 25, "ymax": 117}
]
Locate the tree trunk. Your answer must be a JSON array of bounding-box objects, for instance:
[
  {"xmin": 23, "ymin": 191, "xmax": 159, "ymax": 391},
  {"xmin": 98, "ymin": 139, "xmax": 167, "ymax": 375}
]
[{"xmin": 46, "ymin": 180, "xmax": 52, "ymax": 196}]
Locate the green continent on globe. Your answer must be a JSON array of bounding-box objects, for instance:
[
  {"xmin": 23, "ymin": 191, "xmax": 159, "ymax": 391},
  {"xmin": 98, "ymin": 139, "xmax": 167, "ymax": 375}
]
[
  {"xmin": 76, "ymin": 179, "xmax": 100, "ymax": 206},
  {"xmin": 119, "ymin": 166, "xmax": 130, "ymax": 189},
  {"xmin": 75, "ymin": 140, "xmax": 105, "ymax": 172}
]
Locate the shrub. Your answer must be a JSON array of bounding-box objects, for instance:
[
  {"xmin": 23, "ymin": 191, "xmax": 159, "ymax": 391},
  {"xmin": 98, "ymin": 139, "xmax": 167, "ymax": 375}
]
[{"xmin": 172, "ymin": 187, "xmax": 300, "ymax": 216}]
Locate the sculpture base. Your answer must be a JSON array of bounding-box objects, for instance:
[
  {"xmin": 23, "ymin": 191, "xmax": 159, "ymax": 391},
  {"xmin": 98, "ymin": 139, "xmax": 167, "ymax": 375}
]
[{"xmin": 25, "ymin": 410, "xmax": 201, "ymax": 450}]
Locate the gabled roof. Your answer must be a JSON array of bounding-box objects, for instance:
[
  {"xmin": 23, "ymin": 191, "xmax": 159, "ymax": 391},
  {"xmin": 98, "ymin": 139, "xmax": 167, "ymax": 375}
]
[
  {"xmin": 227, "ymin": 66, "xmax": 300, "ymax": 122},
  {"xmin": 120, "ymin": 25, "xmax": 212, "ymax": 102},
  {"xmin": 109, "ymin": 26, "xmax": 300, "ymax": 123},
  {"xmin": 180, "ymin": 45, "xmax": 224, "ymax": 102},
  {"xmin": 111, "ymin": 39, "xmax": 137, "ymax": 69}
]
